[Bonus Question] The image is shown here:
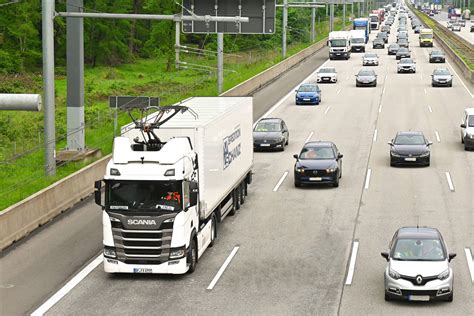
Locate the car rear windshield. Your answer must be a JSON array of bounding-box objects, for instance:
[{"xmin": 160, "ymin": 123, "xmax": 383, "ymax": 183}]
[
  {"xmin": 392, "ymin": 238, "xmax": 446, "ymax": 261},
  {"xmin": 299, "ymin": 146, "xmax": 335, "ymax": 160},
  {"xmin": 394, "ymin": 134, "xmax": 425, "ymax": 145},
  {"xmin": 255, "ymin": 121, "xmax": 281, "ymax": 132},
  {"xmin": 298, "ymin": 85, "xmax": 317, "ymax": 92}
]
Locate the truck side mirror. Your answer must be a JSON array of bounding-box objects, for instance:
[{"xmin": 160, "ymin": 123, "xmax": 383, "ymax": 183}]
[
  {"xmin": 189, "ymin": 181, "xmax": 199, "ymax": 207},
  {"xmin": 94, "ymin": 180, "xmax": 103, "ymax": 208},
  {"xmin": 448, "ymin": 253, "xmax": 456, "ymax": 262},
  {"xmin": 460, "ymin": 123, "xmax": 466, "ymax": 128},
  {"xmin": 381, "ymin": 252, "xmax": 389, "ymax": 261}
]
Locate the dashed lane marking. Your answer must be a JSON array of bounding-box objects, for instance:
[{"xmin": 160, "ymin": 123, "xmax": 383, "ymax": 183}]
[
  {"xmin": 273, "ymin": 171, "xmax": 289, "ymax": 192},
  {"xmin": 207, "ymin": 247, "xmax": 239, "ymax": 290}
]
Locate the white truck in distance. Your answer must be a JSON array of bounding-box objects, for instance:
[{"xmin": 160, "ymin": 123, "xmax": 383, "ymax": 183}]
[
  {"xmin": 94, "ymin": 97, "xmax": 253, "ymax": 274},
  {"xmin": 350, "ymin": 30, "xmax": 366, "ymax": 52},
  {"xmin": 329, "ymin": 31, "xmax": 352, "ymax": 60}
]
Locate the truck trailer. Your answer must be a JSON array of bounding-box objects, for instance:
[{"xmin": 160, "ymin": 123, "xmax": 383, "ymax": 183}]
[
  {"xmin": 95, "ymin": 97, "xmax": 253, "ymax": 274},
  {"xmin": 353, "ymin": 18, "xmax": 370, "ymax": 43}
]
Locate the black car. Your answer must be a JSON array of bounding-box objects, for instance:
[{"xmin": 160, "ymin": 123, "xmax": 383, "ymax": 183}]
[
  {"xmin": 356, "ymin": 69, "xmax": 377, "ymax": 87},
  {"xmin": 396, "ymin": 47, "xmax": 411, "ymax": 60},
  {"xmin": 429, "ymin": 50, "xmax": 446, "ymax": 63},
  {"xmin": 373, "ymin": 38, "xmax": 385, "ymax": 49},
  {"xmin": 253, "ymin": 118, "xmax": 289, "ymax": 151},
  {"xmin": 293, "ymin": 141, "xmax": 343, "ymax": 187},
  {"xmin": 388, "ymin": 131, "xmax": 432, "ymax": 166}
]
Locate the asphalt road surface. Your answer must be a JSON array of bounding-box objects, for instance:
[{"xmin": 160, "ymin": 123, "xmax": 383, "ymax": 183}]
[
  {"xmin": 431, "ymin": 11, "xmax": 474, "ymax": 44},
  {"xmin": 1, "ymin": 10, "xmax": 473, "ymax": 316}
]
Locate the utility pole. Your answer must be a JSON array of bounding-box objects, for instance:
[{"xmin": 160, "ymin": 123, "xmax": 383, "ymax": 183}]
[
  {"xmin": 175, "ymin": 21, "xmax": 180, "ymax": 69},
  {"xmin": 311, "ymin": 6, "xmax": 316, "ymax": 42},
  {"xmin": 66, "ymin": 0, "xmax": 85, "ymax": 152},
  {"xmin": 330, "ymin": 3, "xmax": 335, "ymax": 32},
  {"xmin": 42, "ymin": 0, "xmax": 56, "ymax": 176},
  {"xmin": 343, "ymin": 3, "xmax": 346, "ymax": 28},
  {"xmin": 217, "ymin": 33, "xmax": 224, "ymax": 94},
  {"xmin": 282, "ymin": 0, "xmax": 288, "ymax": 58}
]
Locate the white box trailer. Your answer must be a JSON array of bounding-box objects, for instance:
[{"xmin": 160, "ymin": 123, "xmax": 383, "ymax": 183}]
[{"xmin": 96, "ymin": 97, "xmax": 253, "ymax": 274}]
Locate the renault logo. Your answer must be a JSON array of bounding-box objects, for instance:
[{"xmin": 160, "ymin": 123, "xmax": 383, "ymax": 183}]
[{"xmin": 416, "ymin": 275, "xmax": 423, "ymax": 285}]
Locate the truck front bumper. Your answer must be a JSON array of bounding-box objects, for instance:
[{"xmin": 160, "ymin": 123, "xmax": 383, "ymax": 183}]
[
  {"xmin": 104, "ymin": 256, "xmax": 188, "ymax": 274},
  {"xmin": 330, "ymin": 52, "xmax": 349, "ymax": 58}
]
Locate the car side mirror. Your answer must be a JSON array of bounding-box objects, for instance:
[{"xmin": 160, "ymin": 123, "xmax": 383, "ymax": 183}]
[
  {"xmin": 460, "ymin": 123, "xmax": 466, "ymax": 128},
  {"xmin": 94, "ymin": 180, "xmax": 103, "ymax": 208},
  {"xmin": 448, "ymin": 253, "xmax": 456, "ymax": 262},
  {"xmin": 295, "ymin": 90, "xmax": 298, "ymax": 93},
  {"xmin": 293, "ymin": 154, "xmax": 299, "ymax": 160},
  {"xmin": 381, "ymin": 252, "xmax": 389, "ymax": 261},
  {"xmin": 337, "ymin": 153, "xmax": 343, "ymax": 159},
  {"xmin": 427, "ymin": 141, "xmax": 433, "ymax": 146},
  {"xmin": 189, "ymin": 181, "xmax": 199, "ymax": 207},
  {"xmin": 388, "ymin": 141, "xmax": 393, "ymax": 146}
]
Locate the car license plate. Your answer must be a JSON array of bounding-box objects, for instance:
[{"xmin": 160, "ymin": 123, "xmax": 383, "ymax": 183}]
[
  {"xmin": 303, "ymin": 98, "xmax": 310, "ymax": 101},
  {"xmin": 409, "ymin": 295, "xmax": 430, "ymax": 301},
  {"xmin": 309, "ymin": 177, "xmax": 322, "ymax": 181},
  {"xmin": 405, "ymin": 157, "xmax": 416, "ymax": 162},
  {"xmin": 260, "ymin": 144, "xmax": 270, "ymax": 147},
  {"xmin": 133, "ymin": 268, "xmax": 152, "ymax": 273}
]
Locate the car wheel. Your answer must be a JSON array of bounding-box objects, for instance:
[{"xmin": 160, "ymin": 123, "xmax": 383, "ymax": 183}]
[
  {"xmin": 296, "ymin": 102, "xmax": 299, "ymax": 105},
  {"xmin": 390, "ymin": 158, "xmax": 395, "ymax": 167},
  {"xmin": 356, "ymin": 83, "xmax": 360, "ymax": 87},
  {"xmin": 374, "ymin": 81, "xmax": 377, "ymax": 87},
  {"xmin": 333, "ymin": 178, "xmax": 339, "ymax": 188},
  {"xmin": 465, "ymin": 144, "xmax": 469, "ymax": 151},
  {"xmin": 384, "ymin": 292, "xmax": 390, "ymax": 301},
  {"xmin": 280, "ymin": 141, "xmax": 285, "ymax": 151},
  {"xmin": 285, "ymin": 137, "xmax": 289, "ymax": 145},
  {"xmin": 295, "ymin": 181, "xmax": 301, "ymax": 188},
  {"xmin": 449, "ymin": 83, "xmax": 452, "ymax": 87},
  {"xmin": 187, "ymin": 239, "xmax": 197, "ymax": 274},
  {"xmin": 426, "ymin": 159, "xmax": 430, "ymax": 167},
  {"xmin": 461, "ymin": 136, "xmax": 464, "ymax": 144},
  {"xmin": 432, "ymin": 83, "xmax": 435, "ymax": 87},
  {"xmin": 445, "ymin": 291, "xmax": 453, "ymax": 302}
]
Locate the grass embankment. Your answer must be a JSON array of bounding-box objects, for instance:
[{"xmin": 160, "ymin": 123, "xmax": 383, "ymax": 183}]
[{"xmin": 0, "ymin": 18, "xmax": 347, "ymax": 211}]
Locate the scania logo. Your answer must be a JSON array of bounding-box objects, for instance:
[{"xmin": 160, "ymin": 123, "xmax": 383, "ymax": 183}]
[
  {"xmin": 127, "ymin": 219, "xmax": 157, "ymax": 225},
  {"xmin": 416, "ymin": 275, "xmax": 423, "ymax": 285}
]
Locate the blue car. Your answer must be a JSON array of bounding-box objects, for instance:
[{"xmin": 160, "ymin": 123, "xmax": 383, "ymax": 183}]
[{"xmin": 295, "ymin": 83, "xmax": 321, "ymax": 105}]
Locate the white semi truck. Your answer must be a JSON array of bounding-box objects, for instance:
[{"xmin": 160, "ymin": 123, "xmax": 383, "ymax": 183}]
[
  {"xmin": 328, "ymin": 31, "xmax": 352, "ymax": 60},
  {"xmin": 94, "ymin": 97, "xmax": 253, "ymax": 274}
]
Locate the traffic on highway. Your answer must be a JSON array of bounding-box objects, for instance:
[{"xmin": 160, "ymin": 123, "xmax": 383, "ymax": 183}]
[{"xmin": 1, "ymin": 1, "xmax": 473, "ymax": 315}]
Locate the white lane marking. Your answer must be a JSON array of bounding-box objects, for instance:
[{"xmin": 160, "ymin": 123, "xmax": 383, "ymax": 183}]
[
  {"xmin": 382, "ymin": 87, "xmax": 386, "ymax": 94},
  {"xmin": 337, "ymin": 88, "xmax": 342, "ymax": 95},
  {"xmin": 373, "ymin": 129, "xmax": 378, "ymax": 142},
  {"xmin": 345, "ymin": 241, "xmax": 360, "ymax": 285},
  {"xmin": 31, "ymin": 254, "xmax": 103, "ymax": 316},
  {"xmin": 257, "ymin": 60, "xmax": 330, "ymax": 123},
  {"xmin": 428, "ymin": 105, "xmax": 433, "ymax": 113},
  {"xmin": 305, "ymin": 131, "xmax": 314, "ymax": 144},
  {"xmin": 364, "ymin": 169, "xmax": 372, "ymax": 190},
  {"xmin": 207, "ymin": 247, "xmax": 239, "ymax": 290},
  {"xmin": 464, "ymin": 248, "xmax": 474, "ymax": 283},
  {"xmin": 445, "ymin": 172, "xmax": 455, "ymax": 192},
  {"xmin": 378, "ymin": 104, "xmax": 383, "ymax": 113},
  {"xmin": 424, "ymin": 88, "xmax": 427, "ymax": 94},
  {"xmin": 273, "ymin": 171, "xmax": 289, "ymax": 192},
  {"xmin": 435, "ymin": 131, "xmax": 441, "ymax": 143},
  {"xmin": 446, "ymin": 61, "xmax": 474, "ymax": 98},
  {"xmin": 324, "ymin": 106, "xmax": 331, "ymax": 115},
  {"xmin": 384, "ymin": 74, "xmax": 388, "ymax": 81}
]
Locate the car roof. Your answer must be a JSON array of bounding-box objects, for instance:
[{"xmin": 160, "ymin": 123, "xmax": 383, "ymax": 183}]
[
  {"xmin": 396, "ymin": 131, "xmax": 423, "ymax": 136},
  {"xmin": 396, "ymin": 227, "xmax": 441, "ymax": 239},
  {"xmin": 257, "ymin": 118, "xmax": 282, "ymax": 123},
  {"xmin": 304, "ymin": 141, "xmax": 335, "ymax": 147}
]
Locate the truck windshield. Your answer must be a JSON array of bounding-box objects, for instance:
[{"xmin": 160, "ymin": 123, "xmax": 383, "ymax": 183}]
[
  {"xmin": 354, "ymin": 25, "xmax": 366, "ymax": 30},
  {"xmin": 329, "ymin": 39, "xmax": 347, "ymax": 47},
  {"xmin": 107, "ymin": 180, "xmax": 183, "ymax": 212},
  {"xmin": 420, "ymin": 33, "xmax": 433, "ymax": 39},
  {"xmin": 370, "ymin": 16, "xmax": 379, "ymax": 22},
  {"xmin": 352, "ymin": 38, "xmax": 365, "ymax": 43}
]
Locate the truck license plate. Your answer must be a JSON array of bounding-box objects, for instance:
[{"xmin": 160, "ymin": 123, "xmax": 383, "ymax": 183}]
[
  {"xmin": 409, "ymin": 295, "xmax": 430, "ymax": 301},
  {"xmin": 405, "ymin": 157, "xmax": 416, "ymax": 162},
  {"xmin": 133, "ymin": 268, "xmax": 152, "ymax": 273},
  {"xmin": 309, "ymin": 177, "xmax": 322, "ymax": 181}
]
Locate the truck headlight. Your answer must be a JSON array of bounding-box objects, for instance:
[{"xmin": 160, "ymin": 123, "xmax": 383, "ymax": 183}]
[
  {"xmin": 389, "ymin": 267, "xmax": 400, "ymax": 280},
  {"xmin": 467, "ymin": 133, "xmax": 474, "ymax": 139},
  {"xmin": 438, "ymin": 269, "xmax": 449, "ymax": 281},
  {"xmin": 169, "ymin": 246, "xmax": 186, "ymax": 260},
  {"xmin": 104, "ymin": 246, "xmax": 117, "ymax": 258}
]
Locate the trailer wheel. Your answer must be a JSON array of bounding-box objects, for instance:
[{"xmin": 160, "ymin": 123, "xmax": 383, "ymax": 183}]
[
  {"xmin": 235, "ymin": 188, "xmax": 241, "ymax": 210},
  {"xmin": 243, "ymin": 182, "xmax": 248, "ymax": 196},
  {"xmin": 240, "ymin": 183, "xmax": 246, "ymax": 205},
  {"xmin": 187, "ymin": 239, "xmax": 197, "ymax": 274},
  {"xmin": 209, "ymin": 214, "xmax": 217, "ymax": 247},
  {"xmin": 229, "ymin": 191, "xmax": 237, "ymax": 216}
]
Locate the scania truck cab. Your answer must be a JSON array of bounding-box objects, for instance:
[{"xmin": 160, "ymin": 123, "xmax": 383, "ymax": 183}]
[
  {"xmin": 369, "ymin": 13, "xmax": 380, "ymax": 30},
  {"xmin": 329, "ymin": 31, "xmax": 352, "ymax": 60},
  {"xmin": 95, "ymin": 97, "xmax": 253, "ymax": 274}
]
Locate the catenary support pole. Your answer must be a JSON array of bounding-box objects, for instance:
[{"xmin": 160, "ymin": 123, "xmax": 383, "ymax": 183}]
[
  {"xmin": 175, "ymin": 20, "xmax": 180, "ymax": 68},
  {"xmin": 217, "ymin": 33, "xmax": 224, "ymax": 94},
  {"xmin": 42, "ymin": 0, "xmax": 56, "ymax": 176},
  {"xmin": 311, "ymin": 6, "xmax": 316, "ymax": 42},
  {"xmin": 66, "ymin": 0, "xmax": 85, "ymax": 151},
  {"xmin": 343, "ymin": 3, "xmax": 346, "ymax": 28},
  {"xmin": 282, "ymin": 0, "xmax": 288, "ymax": 57},
  {"xmin": 330, "ymin": 3, "xmax": 334, "ymax": 32}
]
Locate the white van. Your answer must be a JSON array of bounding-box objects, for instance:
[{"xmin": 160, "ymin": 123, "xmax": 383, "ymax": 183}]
[{"xmin": 460, "ymin": 108, "xmax": 474, "ymax": 150}]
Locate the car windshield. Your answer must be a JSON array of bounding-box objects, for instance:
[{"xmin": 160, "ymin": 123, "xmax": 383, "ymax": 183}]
[
  {"xmin": 329, "ymin": 39, "xmax": 347, "ymax": 47},
  {"xmin": 319, "ymin": 68, "xmax": 335, "ymax": 74},
  {"xmin": 370, "ymin": 16, "xmax": 378, "ymax": 22},
  {"xmin": 390, "ymin": 44, "xmax": 399, "ymax": 48},
  {"xmin": 254, "ymin": 121, "xmax": 281, "ymax": 132},
  {"xmin": 434, "ymin": 69, "xmax": 450, "ymax": 75},
  {"xmin": 298, "ymin": 85, "xmax": 318, "ymax": 92},
  {"xmin": 359, "ymin": 70, "xmax": 374, "ymax": 76},
  {"xmin": 374, "ymin": 38, "xmax": 383, "ymax": 42},
  {"xmin": 400, "ymin": 58, "xmax": 413, "ymax": 63},
  {"xmin": 352, "ymin": 38, "xmax": 365, "ymax": 43},
  {"xmin": 392, "ymin": 238, "xmax": 446, "ymax": 261},
  {"xmin": 394, "ymin": 134, "xmax": 426, "ymax": 145},
  {"xmin": 431, "ymin": 51, "xmax": 443, "ymax": 56},
  {"xmin": 299, "ymin": 146, "xmax": 335, "ymax": 160},
  {"xmin": 107, "ymin": 180, "xmax": 183, "ymax": 212},
  {"xmin": 365, "ymin": 53, "xmax": 377, "ymax": 58}
]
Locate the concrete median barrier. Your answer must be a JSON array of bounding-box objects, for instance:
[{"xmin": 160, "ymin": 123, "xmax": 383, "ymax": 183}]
[{"xmin": 0, "ymin": 38, "xmax": 330, "ymax": 251}]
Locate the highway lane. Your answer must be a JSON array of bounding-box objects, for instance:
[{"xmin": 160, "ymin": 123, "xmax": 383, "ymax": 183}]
[
  {"xmin": 46, "ymin": 15, "xmax": 473, "ymax": 316},
  {"xmin": 0, "ymin": 44, "xmax": 332, "ymax": 316},
  {"xmin": 431, "ymin": 11, "xmax": 474, "ymax": 44},
  {"xmin": 339, "ymin": 14, "xmax": 474, "ymax": 315}
]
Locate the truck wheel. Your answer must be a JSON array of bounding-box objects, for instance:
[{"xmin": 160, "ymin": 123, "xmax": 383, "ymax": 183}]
[
  {"xmin": 235, "ymin": 188, "xmax": 241, "ymax": 210},
  {"xmin": 243, "ymin": 181, "xmax": 248, "ymax": 196},
  {"xmin": 240, "ymin": 183, "xmax": 246, "ymax": 204},
  {"xmin": 209, "ymin": 214, "xmax": 217, "ymax": 247},
  {"xmin": 187, "ymin": 240, "xmax": 197, "ymax": 274},
  {"xmin": 229, "ymin": 191, "xmax": 236, "ymax": 216}
]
